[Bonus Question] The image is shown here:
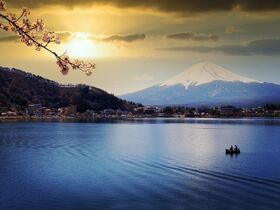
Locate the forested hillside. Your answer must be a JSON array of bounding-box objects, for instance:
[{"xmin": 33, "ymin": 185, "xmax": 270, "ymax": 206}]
[{"xmin": 0, "ymin": 67, "xmax": 139, "ymax": 112}]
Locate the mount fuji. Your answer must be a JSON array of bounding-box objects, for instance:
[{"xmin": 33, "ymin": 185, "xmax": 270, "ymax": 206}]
[{"xmin": 120, "ymin": 62, "xmax": 280, "ymax": 106}]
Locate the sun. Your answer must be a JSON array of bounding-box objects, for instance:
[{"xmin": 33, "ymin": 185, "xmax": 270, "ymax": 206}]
[{"xmin": 67, "ymin": 33, "xmax": 97, "ymax": 58}]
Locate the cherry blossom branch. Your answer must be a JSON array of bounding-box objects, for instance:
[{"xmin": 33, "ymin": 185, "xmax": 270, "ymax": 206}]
[{"xmin": 0, "ymin": 0, "xmax": 95, "ymax": 76}]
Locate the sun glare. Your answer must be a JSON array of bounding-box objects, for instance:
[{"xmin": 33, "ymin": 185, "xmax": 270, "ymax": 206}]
[{"xmin": 67, "ymin": 33, "xmax": 97, "ymax": 58}]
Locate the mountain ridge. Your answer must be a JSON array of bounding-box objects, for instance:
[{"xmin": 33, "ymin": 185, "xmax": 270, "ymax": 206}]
[
  {"xmin": 0, "ymin": 66, "xmax": 139, "ymax": 112},
  {"xmin": 121, "ymin": 63, "xmax": 280, "ymax": 106}
]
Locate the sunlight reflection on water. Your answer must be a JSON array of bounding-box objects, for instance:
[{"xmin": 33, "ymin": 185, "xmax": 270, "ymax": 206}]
[{"xmin": 0, "ymin": 119, "xmax": 279, "ymax": 209}]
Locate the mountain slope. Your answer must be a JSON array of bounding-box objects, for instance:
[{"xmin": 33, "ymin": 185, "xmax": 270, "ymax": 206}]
[
  {"xmin": 121, "ymin": 63, "xmax": 280, "ymax": 106},
  {"xmin": 0, "ymin": 66, "xmax": 138, "ymax": 112}
]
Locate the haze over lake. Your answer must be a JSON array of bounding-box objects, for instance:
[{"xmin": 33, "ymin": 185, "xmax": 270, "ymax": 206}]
[{"xmin": 0, "ymin": 119, "xmax": 280, "ymax": 209}]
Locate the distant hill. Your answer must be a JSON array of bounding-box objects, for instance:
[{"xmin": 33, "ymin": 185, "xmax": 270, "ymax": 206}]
[
  {"xmin": 0, "ymin": 66, "xmax": 139, "ymax": 112},
  {"xmin": 120, "ymin": 62, "xmax": 280, "ymax": 106}
]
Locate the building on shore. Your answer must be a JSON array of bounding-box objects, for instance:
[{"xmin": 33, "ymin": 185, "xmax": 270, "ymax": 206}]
[
  {"xmin": 220, "ymin": 106, "xmax": 235, "ymax": 116},
  {"xmin": 27, "ymin": 104, "xmax": 42, "ymax": 116}
]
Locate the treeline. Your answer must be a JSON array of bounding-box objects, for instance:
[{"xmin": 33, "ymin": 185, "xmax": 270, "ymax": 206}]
[
  {"xmin": 162, "ymin": 106, "xmax": 220, "ymax": 115},
  {"xmin": 263, "ymin": 104, "xmax": 280, "ymax": 111},
  {"xmin": 161, "ymin": 104, "xmax": 280, "ymax": 117},
  {"xmin": 0, "ymin": 67, "xmax": 140, "ymax": 112}
]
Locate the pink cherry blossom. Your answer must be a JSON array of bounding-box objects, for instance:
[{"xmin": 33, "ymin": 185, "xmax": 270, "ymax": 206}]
[
  {"xmin": 34, "ymin": 19, "xmax": 44, "ymax": 32},
  {"xmin": 0, "ymin": 0, "xmax": 95, "ymax": 76}
]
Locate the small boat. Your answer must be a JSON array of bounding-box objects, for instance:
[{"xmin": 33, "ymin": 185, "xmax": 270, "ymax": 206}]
[{"xmin": 225, "ymin": 148, "xmax": 240, "ymax": 154}]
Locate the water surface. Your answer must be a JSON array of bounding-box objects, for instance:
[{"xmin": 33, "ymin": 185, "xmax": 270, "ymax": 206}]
[{"xmin": 0, "ymin": 119, "xmax": 280, "ymax": 209}]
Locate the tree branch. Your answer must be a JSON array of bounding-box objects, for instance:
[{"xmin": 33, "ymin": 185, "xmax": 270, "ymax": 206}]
[{"xmin": 0, "ymin": 1, "xmax": 95, "ymax": 76}]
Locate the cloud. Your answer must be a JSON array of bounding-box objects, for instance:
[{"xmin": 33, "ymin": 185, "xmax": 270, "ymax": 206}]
[
  {"xmin": 0, "ymin": 32, "xmax": 72, "ymax": 43},
  {"xmin": 0, "ymin": 35, "xmax": 18, "ymax": 42},
  {"xmin": 6, "ymin": 0, "xmax": 280, "ymax": 13},
  {"xmin": 0, "ymin": 31, "xmax": 145, "ymax": 44},
  {"xmin": 225, "ymin": 26, "xmax": 241, "ymax": 34},
  {"xmin": 57, "ymin": 31, "xmax": 73, "ymax": 42},
  {"xmin": 131, "ymin": 73, "xmax": 153, "ymax": 81},
  {"xmin": 98, "ymin": 34, "xmax": 146, "ymax": 42},
  {"xmin": 157, "ymin": 38, "xmax": 280, "ymax": 56},
  {"xmin": 57, "ymin": 32, "xmax": 146, "ymax": 43},
  {"xmin": 166, "ymin": 32, "xmax": 219, "ymax": 42}
]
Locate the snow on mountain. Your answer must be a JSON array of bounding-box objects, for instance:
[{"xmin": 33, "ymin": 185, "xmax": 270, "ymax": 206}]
[
  {"xmin": 160, "ymin": 62, "xmax": 261, "ymax": 89},
  {"xmin": 120, "ymin": 62, "xmax": 280, "ymax": 106}
]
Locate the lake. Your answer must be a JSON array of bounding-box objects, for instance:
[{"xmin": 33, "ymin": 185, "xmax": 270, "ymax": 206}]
[{"xmin": 0, "ymin": 119, "xmax": 280, "ymax": 209}]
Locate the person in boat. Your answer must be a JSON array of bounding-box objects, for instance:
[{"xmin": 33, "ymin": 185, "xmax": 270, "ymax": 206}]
[
  {"xmin": 230, "ymin": 145, "xmax": 233, "ymax": 151},
  {"xmin": 234, "ymin": 145, "xmax": 239, "ymax": 151}
]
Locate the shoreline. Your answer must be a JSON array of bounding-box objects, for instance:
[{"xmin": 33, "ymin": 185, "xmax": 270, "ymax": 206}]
[{"xmin": 1, "ymin": 115, "xmax": 280, "ymax": 123}]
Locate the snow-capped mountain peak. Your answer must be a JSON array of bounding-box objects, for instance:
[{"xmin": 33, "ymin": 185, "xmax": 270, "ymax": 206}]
[
  {"xmin": 121, "ymin": 62, "xmax": 280, "ymax": 106},
  {"xmin": 160, "ymin": 62, "xmax": 262, "ymax": 88}
]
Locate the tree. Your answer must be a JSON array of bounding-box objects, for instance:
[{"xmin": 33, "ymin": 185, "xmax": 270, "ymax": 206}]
[
  {"xmin": 0, "ymin": 0, "xmax": 95, "ymax": 76},
  {"xmin": 162, "ymin": 106, "xmax": 174, "ymax": 115}
]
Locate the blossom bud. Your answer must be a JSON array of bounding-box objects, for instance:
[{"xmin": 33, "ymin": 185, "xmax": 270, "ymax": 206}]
[
  {"xmin": 22, "ymin": 7, "xmax": 30, "ymax": 17},
  {"xmin": 0, "ymin": 0, "xmax": 6, "ymax": 11}
]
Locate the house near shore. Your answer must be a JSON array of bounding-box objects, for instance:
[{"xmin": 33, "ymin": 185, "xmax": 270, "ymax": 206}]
[
  {"xmin": 103, "ymin": 109, "xmax": 115, "ymax": 116},
  {"xmin": 27, "ymin": 104, "xmax": 42, "ymax": 116},
  {"xmin": 220, "ymin": 106, "xmax": 235, "ymax": 116}
]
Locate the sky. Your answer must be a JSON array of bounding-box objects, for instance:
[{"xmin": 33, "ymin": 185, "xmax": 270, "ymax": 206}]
[{"xmin": 0, "ymin": 0, "xmax": 280, "ymax": 95}]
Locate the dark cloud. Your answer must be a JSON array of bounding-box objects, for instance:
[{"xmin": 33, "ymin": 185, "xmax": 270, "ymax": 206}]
[
  {"xmin": 57, "ymin": 32, "xmax": 146, "ymax": 43},
  {"xmin": 0, "ymin": 32, "xmax": 145, "ymax": 43},
  {"xmin": 0, "ymin": 35, "xmax": 18, "ymax": 42},
  {"xmin": 157, "ymin": 38, "xmax": 280, "ymax": 56},
  {"xmin": 166, "ymin": 32, "xmax": 219, "ymax": 42},
  {"xmin": 6, "ymin": 0, "xmax": 280, "ymax": 13},
  {"xmin": 0, "ymin": 31, "xmax": 72, "ymax": 43},
  {"xmin": 55, "ymin": 32, "xmax": 146, "ymax": 43},
  {"xmin": 98, "ymin": 34, "xmax": 146, "ymax": 42}
]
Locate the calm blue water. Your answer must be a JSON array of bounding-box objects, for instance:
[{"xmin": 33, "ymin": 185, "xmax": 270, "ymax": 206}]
[{"xmin": 0, "ymin": 119, "xmax": 280, "ymax": 210}]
